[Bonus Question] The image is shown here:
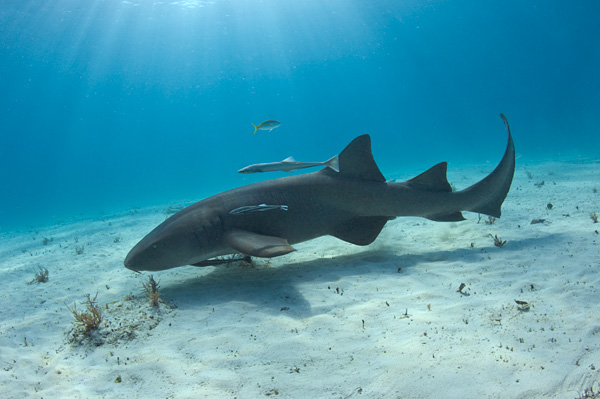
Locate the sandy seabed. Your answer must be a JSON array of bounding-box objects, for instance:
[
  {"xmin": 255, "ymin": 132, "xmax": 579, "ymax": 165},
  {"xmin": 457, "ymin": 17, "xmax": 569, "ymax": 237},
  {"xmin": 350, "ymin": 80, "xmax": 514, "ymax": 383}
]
[{"xmin": 1, "ymin": 159, "xmax": 599, "ymax": 399}]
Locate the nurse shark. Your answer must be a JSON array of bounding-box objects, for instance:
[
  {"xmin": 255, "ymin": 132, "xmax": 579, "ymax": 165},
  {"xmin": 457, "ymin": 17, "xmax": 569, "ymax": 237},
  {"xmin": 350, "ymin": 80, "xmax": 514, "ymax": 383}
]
[{"xmin": 125, "ymin": 114, "xmax": 515, "ymax": 272}]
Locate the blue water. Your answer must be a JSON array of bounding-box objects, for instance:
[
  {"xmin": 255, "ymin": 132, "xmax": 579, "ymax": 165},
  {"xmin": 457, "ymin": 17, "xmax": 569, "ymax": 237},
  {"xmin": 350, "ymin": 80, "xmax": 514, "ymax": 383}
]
[{"xmin": 1, "ymin": 0, "xmax": 598, "ymax": 229}]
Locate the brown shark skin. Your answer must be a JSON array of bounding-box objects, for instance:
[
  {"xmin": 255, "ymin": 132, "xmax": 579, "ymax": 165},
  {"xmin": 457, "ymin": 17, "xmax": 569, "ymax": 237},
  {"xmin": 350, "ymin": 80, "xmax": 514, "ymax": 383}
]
[{"xmin": 125, "ymin": 115, "xmax": 515, "ymax": 272}]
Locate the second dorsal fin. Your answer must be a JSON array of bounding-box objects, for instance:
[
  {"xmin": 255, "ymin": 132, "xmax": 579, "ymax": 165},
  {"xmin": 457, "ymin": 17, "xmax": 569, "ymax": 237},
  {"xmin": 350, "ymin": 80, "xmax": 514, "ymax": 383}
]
[{"xmin": 406, "ymin": 162, "xmax": 453, "ymax": 192}]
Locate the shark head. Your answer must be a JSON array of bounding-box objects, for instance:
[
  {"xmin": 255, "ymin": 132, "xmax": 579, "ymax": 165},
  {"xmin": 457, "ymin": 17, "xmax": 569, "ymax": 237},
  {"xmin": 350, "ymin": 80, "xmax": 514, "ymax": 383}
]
[
  {"xmin": 124, "ymin": 205, "xmax": 226, "ymax": 271},
  {"xmin": 124, "ymin": 221, "xmax": 196, "ymax": 271}
]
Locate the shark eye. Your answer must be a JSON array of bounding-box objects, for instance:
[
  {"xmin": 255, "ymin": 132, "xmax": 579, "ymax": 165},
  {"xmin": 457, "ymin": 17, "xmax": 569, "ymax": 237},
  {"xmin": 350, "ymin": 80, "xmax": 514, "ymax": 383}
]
[{"xmin": 152, "ymin": 244, "xmax": 158, "ymax": 249}]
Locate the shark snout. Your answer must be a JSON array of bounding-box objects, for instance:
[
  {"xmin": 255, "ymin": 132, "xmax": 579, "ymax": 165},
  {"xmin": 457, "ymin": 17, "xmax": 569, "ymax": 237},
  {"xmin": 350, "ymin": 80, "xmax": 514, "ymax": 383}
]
[
  {"xmin": 123, "ymin": 231, "xmax": 192, "ymax": 272},
  {"xmin": 124, "ymin": 238, "xmax": 158, "ymax": 271},
  {"xmin": 124, "ymin": 246, "xmax": 141, "ymax": 271}
]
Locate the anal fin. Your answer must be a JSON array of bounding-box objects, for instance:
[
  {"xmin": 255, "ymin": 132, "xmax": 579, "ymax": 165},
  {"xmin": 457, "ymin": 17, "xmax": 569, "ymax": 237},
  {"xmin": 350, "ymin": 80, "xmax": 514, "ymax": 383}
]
[
  {"xmin": 331, "ymin": 216, "xmax": 390, "ymax": 246},
  {"xmin": 223, "ymin": 229, "xmax": 296, "ymax": 258},
  {"xmin": 426, "ymin": 212, "xmax": 466, "ymax": 222}
]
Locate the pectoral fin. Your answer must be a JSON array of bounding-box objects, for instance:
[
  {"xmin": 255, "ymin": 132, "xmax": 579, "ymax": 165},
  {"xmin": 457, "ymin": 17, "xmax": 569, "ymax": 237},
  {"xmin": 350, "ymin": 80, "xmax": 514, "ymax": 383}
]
[
  {"xmin": 223, "ymin": 229, "xmax": 296, "ymax": 258},
  {"xmin": 331, "ymin": 216, "xmax": 390, "ymax": 246}
]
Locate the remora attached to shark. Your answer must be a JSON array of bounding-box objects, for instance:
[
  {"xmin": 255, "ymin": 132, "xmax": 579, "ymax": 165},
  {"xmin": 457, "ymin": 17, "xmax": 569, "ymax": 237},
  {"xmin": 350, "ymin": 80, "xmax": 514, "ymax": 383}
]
[{"xmin": 125, "ymin": 114, "xmax": 515, "ymax": 272}]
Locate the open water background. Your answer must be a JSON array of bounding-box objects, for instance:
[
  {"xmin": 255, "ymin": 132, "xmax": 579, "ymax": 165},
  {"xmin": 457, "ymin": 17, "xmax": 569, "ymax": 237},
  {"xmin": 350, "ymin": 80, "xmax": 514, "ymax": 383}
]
[{"xmin": 1, "ymin": 0, "xmax": 598, "ymax": 229}]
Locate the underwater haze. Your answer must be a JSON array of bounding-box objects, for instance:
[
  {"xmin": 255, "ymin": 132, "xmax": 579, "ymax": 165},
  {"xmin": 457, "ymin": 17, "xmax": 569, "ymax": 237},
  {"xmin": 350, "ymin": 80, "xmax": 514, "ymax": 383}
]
[{"xmin": 0, "ymin": 0, "xmax": 598, "ymax": 229}]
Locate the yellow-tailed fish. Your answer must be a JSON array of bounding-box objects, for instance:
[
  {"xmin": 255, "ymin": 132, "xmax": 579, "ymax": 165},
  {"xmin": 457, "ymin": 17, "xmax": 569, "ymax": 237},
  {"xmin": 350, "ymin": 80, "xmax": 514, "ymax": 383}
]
[{"xmin": 251, "ymin": 120, "xmax": 281, "ymax": 134}]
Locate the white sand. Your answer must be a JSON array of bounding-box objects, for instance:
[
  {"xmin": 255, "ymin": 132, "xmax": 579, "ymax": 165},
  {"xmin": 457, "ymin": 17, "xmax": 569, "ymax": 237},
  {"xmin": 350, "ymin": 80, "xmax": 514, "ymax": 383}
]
[{"xmin": 1, "ymin": 159, "xmax": 599, "ymax": 399}]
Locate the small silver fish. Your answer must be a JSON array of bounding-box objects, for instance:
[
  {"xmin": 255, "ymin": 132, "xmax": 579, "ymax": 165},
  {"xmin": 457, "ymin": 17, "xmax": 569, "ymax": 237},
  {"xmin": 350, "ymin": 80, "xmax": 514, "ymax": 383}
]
[
  {"xmin": 251, "ymin": 120, "xmax": 281, "ymax": 134},
  {"xmin": 238, "ymin": 155, "xmax": 339, "ymax": 174},
  {"xmin": 229, "ymin": 204, "xmax": 289, "ymax": 215}
]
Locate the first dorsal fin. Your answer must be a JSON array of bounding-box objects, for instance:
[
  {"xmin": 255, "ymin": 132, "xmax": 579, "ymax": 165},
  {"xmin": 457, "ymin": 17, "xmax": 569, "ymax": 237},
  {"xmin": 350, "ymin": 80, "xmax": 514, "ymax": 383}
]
[
  {"xmin": 320, "ymin": 134, "xmax": 385, "ymax": 182},
  {"xmin": 282, "ymin": 156, "xmax": 296, "ymax": 162}
]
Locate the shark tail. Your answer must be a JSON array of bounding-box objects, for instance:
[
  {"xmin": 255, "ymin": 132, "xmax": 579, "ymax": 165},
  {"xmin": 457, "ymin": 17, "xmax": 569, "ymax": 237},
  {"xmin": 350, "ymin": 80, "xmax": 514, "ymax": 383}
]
[
  {"xmin": 251, "ymin": 123, "xmax": 258, "ymax": 134},
  {"xmin": 326, "ymin": 155, "xmax": 340, "ymax": 172},
  {"xmin": 459, "ymin": 113, "xmax": 516, "ymax": 218}
]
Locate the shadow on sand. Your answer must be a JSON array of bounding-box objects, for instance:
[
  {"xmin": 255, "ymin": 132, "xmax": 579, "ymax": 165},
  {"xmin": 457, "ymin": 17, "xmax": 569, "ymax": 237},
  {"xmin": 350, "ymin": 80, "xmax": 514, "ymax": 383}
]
[{"xmin": 158, "ymin": 232, "xmax": 567, "ymax": 319}]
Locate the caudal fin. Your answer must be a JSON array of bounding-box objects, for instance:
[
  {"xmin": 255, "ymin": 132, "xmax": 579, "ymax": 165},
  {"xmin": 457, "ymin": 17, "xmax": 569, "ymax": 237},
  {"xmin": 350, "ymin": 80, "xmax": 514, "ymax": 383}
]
[
  {"xmin": 460, "ymin": 113, "xmax": 516, "ymax": 218},
  {"xmin": 251, "ymin": 123, "xmax": 258, "ymax": 134}
]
